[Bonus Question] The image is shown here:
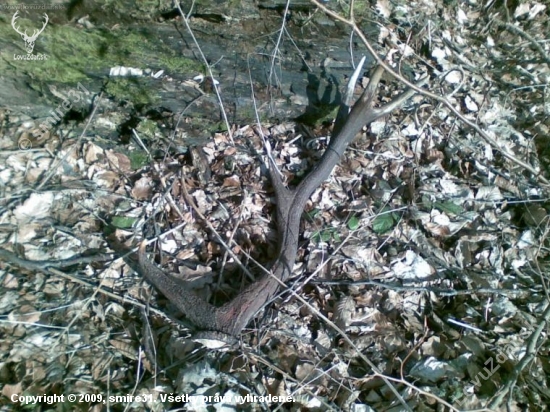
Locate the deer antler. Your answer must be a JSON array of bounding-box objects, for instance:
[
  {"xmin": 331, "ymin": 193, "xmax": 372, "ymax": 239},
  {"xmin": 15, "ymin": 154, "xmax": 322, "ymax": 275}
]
[{"xmin": 133, "ymin": 59, "xmax": 428, "ymax": 340}]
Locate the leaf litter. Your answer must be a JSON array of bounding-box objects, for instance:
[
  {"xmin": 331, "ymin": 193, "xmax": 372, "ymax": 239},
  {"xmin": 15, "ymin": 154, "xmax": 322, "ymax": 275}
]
[{"xmin": 1, "ymin": 0, "xmax": 550, "ymax": 410}]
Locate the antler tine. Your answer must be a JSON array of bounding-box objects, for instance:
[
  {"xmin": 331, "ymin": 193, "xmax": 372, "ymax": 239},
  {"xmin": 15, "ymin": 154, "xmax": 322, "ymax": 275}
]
[
  {"xmin": 332, "ymin": 56, "xmax": 367, "ymax": 138},
  {"xmin": 11, "ymin": 12, "xmax": 48, "ymax": 40},
  {"xmin": 11, "ymin": 10, "xmax": 19, "ymax": 25},
  {"xmin": 363, "ymin": 72, "xmax": 429, "ymax": 125}
]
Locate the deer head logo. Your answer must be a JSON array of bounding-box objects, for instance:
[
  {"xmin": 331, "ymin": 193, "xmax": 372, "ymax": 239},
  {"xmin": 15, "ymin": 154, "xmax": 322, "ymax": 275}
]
[{"xmin": 12, "ymin": 11, "xmax": 49, "ymax": 54}]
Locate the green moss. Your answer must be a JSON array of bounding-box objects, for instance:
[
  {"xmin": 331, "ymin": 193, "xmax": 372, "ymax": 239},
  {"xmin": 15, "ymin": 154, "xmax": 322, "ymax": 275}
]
[
  {"xmin": 335, "ymin": 0, "xmax": 369, "ymax": 20},
  {"xmin": 208, "ymin": 121, "xmax": 228, "ymax": 133},
  {"xmin": 318, "ymin": 105, "xmax": 339, "ymax": 124},
  {"xmin": 128, "ymin": 151, "xmax": 149, "ymax": 170},
  {"xmin": 296, "ymin": 104, "xmax": 339, "ymax": 127},
  {"xmin": 1, "ymin": 15, "xmax": 200, "ymax": 97},
  {"xmin": 101, "ymin": 0, "xmax": 174, "ymax": 19},
  {"xmin": 136, "ymin": 119, "xmax": 159, "ymax": 138},
  {"xmin": 158, "ymin": 55, "xmax": 202, "ymax": 73},
  {"xmin": 12, "ymin": 25, "xmax": 106, "ymax": 83},
  {"xmin": 237, "ymin": 105, "xmax": 270, "ymax": 125},
  {"xmin": 105, "ymin": 78, "xmax": 160, "ymax": 106}
]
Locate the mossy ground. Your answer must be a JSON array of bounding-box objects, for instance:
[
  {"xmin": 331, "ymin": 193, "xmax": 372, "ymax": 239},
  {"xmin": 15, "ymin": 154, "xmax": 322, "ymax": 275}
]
[{"xmin": 0, "ymin": 11, "xmax": 201, "ymax": 106}]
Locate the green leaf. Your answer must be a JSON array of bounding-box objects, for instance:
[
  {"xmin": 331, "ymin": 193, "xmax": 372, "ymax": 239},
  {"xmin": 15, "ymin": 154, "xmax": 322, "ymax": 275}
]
[
  {"xmin": 311, "ymin": 231, "xmax": 321, "ymax": 243},
  {"xmin": 434, "ymin": 201, "xmax": 464, "ymax": 215},
  {"xmin": 305, "ymin": 209, "xmax": 321, "ymax": 223},
  {"xmin": 311, "ymin": 228, "xmax": 337, "ymax": 243},
  {"xmin": 372, "ymin": 213, "xmax": 395, "ymax": 233},
  {"xmin": 111, "ymin": 216, "xmax": 137, "ymax": 229},
  {"xmin": 422, "ymin": 195, "xmax": 433, "ymax": 209},
  {"xmin": 347, "ymin": 216, "xmax": 360, "ymax": 230},
  {"xmin": 320, "ymin": 230, "xmax": 332, "ymax": 242}
]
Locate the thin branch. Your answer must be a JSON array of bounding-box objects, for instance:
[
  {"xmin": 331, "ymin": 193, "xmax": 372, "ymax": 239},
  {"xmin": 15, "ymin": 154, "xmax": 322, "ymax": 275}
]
[
  {"xmin": 487, "ymin": 301, "xmax": 550, "ymax": 409},
  {"xmin": 496, "ymin": 19, "xmax": 550, "ymax": 67},
  {"xmin": 175, "ymin": 2, "xmax": 234, "ymax": 144},
  {"xmin": 309, "ymin": 0, "xmax": 549, "ymax": 185},
  {"xmin": 36, "ymin": 92, "xmax": 103, "ymax": 191}
]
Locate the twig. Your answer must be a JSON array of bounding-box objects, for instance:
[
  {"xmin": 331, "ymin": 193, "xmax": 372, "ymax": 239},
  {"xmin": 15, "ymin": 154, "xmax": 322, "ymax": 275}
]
[
  {"xmin": 37, "ymin": 92, "xmax": 103, "ymax": 191},
  {"xmin": 248, "ymin": 353, "xmax": 340, "ymax": 411},
  {"xmin": 268, "ymin": 0, "xmax": 291, "ymax": 91},
  {"xmin": 309, "ymin": 0, "xmax": 549, "ymax": 186},
  {"xmin": 179, "ymin": 173, "xmax": 255, "ymax": 281},
  {"xmin": 266, "ymin": 265, "xmax": 413, "ymax": 411},
  {"xmin": 496, "ymin": 19, "xmax": 550, "ymax": 67},
  {"xmin": 487, "ymin": 301, "xmax": 550, "ymax": 409},
  {"xmin": 310, "ymin": 279, "xmax": 534, "ymax": 298},
  {"xmin": 175, "ymin": 2, "xmax": 234, "ymax": 144}
]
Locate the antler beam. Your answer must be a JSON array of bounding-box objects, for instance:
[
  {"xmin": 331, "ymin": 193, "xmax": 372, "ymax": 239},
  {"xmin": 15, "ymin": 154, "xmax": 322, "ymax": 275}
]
[{"xmin": 136, "ymin": 60, "xmax": 427, "ymax": 339}]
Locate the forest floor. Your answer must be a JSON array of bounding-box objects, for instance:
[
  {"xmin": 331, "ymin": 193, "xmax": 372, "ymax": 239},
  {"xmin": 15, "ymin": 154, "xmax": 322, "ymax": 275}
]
[{"xmin": 1, "ymin": 0, "xmax": 550, "ymax": 411}]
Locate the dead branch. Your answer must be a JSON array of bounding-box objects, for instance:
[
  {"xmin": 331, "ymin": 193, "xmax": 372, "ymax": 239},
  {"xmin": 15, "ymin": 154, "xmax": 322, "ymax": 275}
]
[{"xmin": 309, "ymin": 0, "xmax": 550, "ymax": 186}]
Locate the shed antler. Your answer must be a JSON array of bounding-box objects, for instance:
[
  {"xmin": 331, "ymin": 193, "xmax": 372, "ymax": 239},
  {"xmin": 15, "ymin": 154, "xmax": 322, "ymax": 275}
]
[{"xmin": 136, "ymin": 59, "xmax": 427, "ymax": 339}]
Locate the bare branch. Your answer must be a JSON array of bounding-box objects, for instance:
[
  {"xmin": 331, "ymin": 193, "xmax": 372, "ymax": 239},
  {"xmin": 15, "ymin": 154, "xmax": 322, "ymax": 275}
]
[{"xmin": 309, "ymin": 0, "xmax": 549, "ymax": 186}]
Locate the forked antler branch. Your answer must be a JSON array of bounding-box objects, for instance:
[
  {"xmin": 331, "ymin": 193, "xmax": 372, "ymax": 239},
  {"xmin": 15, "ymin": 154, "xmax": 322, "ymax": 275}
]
[{"xmin": 135, "ymin": 59, "xmax": 427, "ymax": 339}]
